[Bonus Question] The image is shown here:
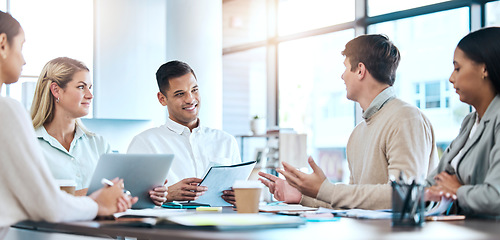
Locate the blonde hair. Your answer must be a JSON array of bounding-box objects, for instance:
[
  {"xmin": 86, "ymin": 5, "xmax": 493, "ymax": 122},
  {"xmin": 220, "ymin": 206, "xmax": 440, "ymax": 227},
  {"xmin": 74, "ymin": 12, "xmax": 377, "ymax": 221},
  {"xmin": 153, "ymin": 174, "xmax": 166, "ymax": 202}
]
[{"xmin": 31, "ymin": 57, "xmax": 94, "ymax": 135}]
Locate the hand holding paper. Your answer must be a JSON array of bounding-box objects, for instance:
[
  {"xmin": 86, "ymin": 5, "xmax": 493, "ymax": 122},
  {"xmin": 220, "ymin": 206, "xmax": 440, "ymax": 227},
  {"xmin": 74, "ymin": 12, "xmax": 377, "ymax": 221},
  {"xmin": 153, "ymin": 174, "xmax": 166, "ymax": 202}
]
[
  {"xmin": 167, "ymin": 178, "xmax": 206, "ymax": 201},
  {"xmin": 221, "ymin": 189, "xmax": 236, "ymax": 205},
  {"xmin": 195, "ymin": 161, "xmax": 256, "ymax": 206}
]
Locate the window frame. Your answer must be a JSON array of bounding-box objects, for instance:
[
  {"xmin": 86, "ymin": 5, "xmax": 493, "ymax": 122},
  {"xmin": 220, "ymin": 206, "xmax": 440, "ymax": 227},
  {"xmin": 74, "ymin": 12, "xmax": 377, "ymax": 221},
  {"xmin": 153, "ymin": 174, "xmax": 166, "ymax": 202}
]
[{"xmin": 222, "ymin": 0, "xmax": 496, "ymax": 126}]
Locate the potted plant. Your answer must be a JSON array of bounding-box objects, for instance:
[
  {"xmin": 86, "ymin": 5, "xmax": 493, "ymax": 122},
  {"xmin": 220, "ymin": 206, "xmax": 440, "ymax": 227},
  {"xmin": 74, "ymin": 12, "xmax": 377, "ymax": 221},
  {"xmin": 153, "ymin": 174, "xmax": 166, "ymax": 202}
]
[{"xmin": 250, "ymin": 115, "xmax": 266, "ymax": 135}]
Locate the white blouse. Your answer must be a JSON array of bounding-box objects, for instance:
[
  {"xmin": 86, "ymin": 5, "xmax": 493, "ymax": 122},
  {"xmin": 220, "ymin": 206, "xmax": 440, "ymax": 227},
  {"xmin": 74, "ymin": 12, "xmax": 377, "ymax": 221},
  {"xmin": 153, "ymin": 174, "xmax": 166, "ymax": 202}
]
[
  {"xmin": 0, "ymin": 96, "xmax": 97, "ymax": 231},
  {"xmin": 450, "ymin": 114, "xmax": 480, "ymax": 171}
]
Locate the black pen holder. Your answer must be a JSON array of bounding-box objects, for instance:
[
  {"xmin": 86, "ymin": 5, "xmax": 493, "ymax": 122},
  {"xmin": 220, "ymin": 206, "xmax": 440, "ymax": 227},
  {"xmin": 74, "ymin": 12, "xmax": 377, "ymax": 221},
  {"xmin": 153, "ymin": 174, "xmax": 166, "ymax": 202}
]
[{"xmin": 391, "ymin": 182, "xmax": 425, "ymax": 227}]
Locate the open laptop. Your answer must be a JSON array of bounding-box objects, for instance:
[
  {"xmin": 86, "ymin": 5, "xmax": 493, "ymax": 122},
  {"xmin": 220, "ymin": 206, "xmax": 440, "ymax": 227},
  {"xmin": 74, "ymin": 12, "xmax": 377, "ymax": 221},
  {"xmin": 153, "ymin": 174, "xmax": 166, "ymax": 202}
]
[{"xmin": 87, "ymin": 153, "xmax": 174, "ymax": 209}]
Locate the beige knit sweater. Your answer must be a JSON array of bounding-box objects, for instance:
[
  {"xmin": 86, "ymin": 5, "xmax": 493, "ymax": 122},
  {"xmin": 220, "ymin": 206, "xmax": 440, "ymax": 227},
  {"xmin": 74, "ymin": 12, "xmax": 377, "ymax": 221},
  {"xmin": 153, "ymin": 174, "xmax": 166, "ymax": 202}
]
[{"xmin": 301, "ymin": 98, "xmax": 438, "ymax": 209}]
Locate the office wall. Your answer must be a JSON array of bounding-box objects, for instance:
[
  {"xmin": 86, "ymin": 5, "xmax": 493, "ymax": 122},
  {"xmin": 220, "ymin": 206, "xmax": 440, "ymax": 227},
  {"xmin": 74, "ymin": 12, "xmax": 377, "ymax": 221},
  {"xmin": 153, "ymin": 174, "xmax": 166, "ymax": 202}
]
[
  {"xmin": 166, "ymin": 1, "xmax": 223, "ymax": 129},
  {"xmin": 93, "ymin": 0, "xmax": 167, "ymax": 125},
  {"xmin": 81, "ymin": 118, "xmax": 153, "ymax": 153},
  {"xmin": 89, "ymin": 0, "xmax": 224, "ymax": 150}
]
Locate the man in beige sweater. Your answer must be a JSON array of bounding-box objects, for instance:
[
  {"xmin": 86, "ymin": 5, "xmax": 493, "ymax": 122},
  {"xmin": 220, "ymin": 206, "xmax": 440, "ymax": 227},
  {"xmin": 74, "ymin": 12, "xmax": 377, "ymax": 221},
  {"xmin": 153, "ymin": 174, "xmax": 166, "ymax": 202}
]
[{"xmin": 259, "ymin": 34, "xmax": 438, "ymax": 210}]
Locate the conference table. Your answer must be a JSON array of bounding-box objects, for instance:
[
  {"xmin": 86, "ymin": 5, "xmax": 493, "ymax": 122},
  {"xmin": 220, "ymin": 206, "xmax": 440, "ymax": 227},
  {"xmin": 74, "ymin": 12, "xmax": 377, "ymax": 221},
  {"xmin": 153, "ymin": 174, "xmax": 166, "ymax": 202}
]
[{"xmin": 9, "ymin": 207, "xmax": 500, "ymax": 240}]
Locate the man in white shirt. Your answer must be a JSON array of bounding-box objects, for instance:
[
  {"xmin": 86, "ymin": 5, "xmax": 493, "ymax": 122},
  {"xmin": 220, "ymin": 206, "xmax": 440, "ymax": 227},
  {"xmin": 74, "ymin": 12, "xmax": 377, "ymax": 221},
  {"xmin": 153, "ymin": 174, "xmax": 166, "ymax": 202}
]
[{"xmin": 128, "ymin": 61, "xmax": 241, "ymax": 205}]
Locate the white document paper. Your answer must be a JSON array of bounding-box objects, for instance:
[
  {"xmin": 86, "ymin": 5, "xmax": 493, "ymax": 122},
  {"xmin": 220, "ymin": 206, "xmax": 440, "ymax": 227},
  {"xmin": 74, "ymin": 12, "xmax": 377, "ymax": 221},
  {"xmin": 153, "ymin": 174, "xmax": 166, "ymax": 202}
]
[
  {"xmin": 113, "ymin": 207, "xmax": 189, "ymax": 218},
  {"xmin": 259, "ymin": 204, "xmax": 318, "ymax": 212},
  {"xmin": 165, "ymin": 213, "xmax": 304, "ymax": 227},
  {"xmin": 317, "ymin": 208, "xmax": 392, "ymax": 219},
  {"xmin": 316, "ymin": 196, "xmax": 453, "ymax": 219},
  {"xmin": 425, "ymin": 197, "xmax": 453, "ymax": 216},
  {"xmin": 196, "ymin": 161, "xmax": 257, "ymax": 207},
  {"xmin": 159, "ymin": 213, "xmax": 305, "ymax": 231},
  {"xmin": 343, "ymin": 209, "xmax": 393, "ymax": 219}
]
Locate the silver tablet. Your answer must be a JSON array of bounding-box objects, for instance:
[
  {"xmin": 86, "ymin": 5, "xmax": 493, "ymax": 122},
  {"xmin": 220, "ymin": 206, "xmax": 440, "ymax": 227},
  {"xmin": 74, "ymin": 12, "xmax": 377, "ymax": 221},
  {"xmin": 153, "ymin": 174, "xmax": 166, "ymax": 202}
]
[{"xmin": 87, "ymin": 153, "xmax": 174, "ymax": 209}]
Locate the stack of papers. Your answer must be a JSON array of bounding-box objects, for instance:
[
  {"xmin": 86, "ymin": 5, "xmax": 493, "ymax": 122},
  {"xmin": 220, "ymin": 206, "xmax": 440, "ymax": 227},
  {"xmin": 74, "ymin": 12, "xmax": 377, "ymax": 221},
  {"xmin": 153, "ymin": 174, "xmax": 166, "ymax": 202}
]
[
  {"xmin": 425, "ymin": 197, "xmax": 453, "ymax": 216},
  {"xmin": 313, "ymin": 196, "xmax": 454, "ymax": 220},
  {"xmin": 259, "ymin": 204, "xmax": 318, "ymax": 213},
  {"xmin": 317, "ymin": 207, "xmax": 392, "ymax": 219},
  {"xmin": 158, "ymin": 213, "xmax": 305, "ymax": 230},
  {"xmin": 113, "ymin": 208, "xmax": 190, "ymax": 218},
  {"xmin": 342, "ymin": 209, "xmax": 392, "ymax": 219}
]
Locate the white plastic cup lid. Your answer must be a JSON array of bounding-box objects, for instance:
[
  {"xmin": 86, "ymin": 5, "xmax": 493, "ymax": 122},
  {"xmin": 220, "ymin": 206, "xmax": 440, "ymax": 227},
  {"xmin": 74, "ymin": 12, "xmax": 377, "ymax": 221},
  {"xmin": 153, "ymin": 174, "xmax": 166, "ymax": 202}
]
[{"xmin": 233, "ymin": 180, "xmax": 263, "ymax": 189}]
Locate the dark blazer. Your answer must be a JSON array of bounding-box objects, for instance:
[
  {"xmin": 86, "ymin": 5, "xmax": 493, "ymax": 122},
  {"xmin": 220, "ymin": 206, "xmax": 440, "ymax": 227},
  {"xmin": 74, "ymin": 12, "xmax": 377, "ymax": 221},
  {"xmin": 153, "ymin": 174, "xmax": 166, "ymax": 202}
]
[{"xmin": 427, "ymin": 95, "xmax": 500, "ymax": 216}]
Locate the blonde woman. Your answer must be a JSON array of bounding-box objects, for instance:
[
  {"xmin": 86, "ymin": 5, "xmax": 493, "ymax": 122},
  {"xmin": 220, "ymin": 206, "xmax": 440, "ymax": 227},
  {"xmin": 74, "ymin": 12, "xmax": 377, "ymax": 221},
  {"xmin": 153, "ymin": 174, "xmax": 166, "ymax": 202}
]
[
  {"xmin": 0, "ymin": 11, "xmax": 136, "ymax": 237},
  {"xmin": 31, "ymin": 57, "xmax": 110, "ymax": 196}
]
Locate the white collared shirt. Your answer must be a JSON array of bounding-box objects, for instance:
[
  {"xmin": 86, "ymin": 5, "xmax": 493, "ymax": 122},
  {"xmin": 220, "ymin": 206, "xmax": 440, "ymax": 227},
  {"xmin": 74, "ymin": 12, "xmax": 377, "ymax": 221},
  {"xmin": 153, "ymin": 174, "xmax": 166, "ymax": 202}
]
[
  {"xmin": 127, "ymin": 118, "xmax": 241, "ymax": 186},
  {"xmin": 362, "ymin": 86, "xmax": 396, "ymax": 120},
  {"xmin": 35, "ymin": 125, "xmax": 110, "ymax": 190}
]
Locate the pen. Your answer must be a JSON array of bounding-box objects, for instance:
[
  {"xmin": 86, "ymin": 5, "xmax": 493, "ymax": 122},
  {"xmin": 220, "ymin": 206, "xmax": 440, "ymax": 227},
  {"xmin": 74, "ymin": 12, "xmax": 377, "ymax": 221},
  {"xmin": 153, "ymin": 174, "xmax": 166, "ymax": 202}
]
[
  {"xmin": 101, "ymin": 178, "xmax": 131, "ymax": 196},
  {"xmin": 391, "ymin": 180, "xmax": 405, "ymax": 200},
  {"xmin": 101, "ymin": 178, "xmax": 114, "ymax": 186},
  {"xmin": 409, "ymin": 185, "xmax": 422, "ymax": 224},
  {"xmin": 400, "ymin": 180, "xmax": 415, "ymax": 221},
  {"xmin": 399, "ymin": 170, "xmax": 406, "ymax": 184}
]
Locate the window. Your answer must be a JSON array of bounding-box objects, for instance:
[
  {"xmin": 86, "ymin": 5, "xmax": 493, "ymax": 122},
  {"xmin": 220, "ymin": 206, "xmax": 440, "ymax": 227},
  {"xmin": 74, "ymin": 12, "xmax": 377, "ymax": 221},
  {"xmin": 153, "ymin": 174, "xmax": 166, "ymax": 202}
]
[
  {"xmin": 415, "ymin": 80, "xmax": 454, "ymax": 110},
  {"xmin": 278, "ymin": 0, "xmax": 354, "ymax": 36},
  {"xmin": 368, "ymin": 8, "xmax": 470, "ymax": 146},
  {"xmin": 278, "ymin": 29, "xmax": 354, "ymax": 181},
  {"xmin": 4, "ymin": 0, "xmax": 93, "ymax": 112},
  {"xmin": 222, "ymin": 0, "xmax": 490, "ymax": 183},
  {"xmin": 11, "ymin": 0, "xmax": 93, "ymax": 77},
  {"xmin": 7, "ymin": 77, "xmax": 35, "ymax": 110},
  {"xmin": 486, "ymin": 1, "xmax": 500, "ymax": 26},
  {"xmin": 368, "ymin": 0, "xmax": 451, "ymax": 16},
  {"xmin": 425, "ymin": 82, "xmax": 440, "ymax": 108}
]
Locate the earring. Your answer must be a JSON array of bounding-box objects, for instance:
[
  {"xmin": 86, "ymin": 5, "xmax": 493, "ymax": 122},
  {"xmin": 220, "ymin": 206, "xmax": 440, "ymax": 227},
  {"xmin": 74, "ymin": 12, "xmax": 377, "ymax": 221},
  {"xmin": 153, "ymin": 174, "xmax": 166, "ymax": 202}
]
[{"xmin": 56, "ymin": 98, "xmax": 59, "ymax": 103}]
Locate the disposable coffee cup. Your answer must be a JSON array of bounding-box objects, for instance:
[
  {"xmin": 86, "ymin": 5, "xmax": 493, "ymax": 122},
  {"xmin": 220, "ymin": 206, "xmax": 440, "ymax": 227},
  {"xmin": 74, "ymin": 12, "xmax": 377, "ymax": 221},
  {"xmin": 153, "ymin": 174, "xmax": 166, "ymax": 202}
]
[
  {"xmin": 233, "ymin": 180, "xmax": 263, "ymax": 213},
  {"xmin": 56, "ymin": 179, "xmax": 77, "ymax": 195}
]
